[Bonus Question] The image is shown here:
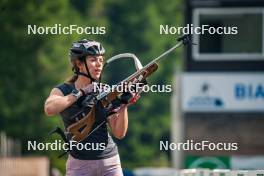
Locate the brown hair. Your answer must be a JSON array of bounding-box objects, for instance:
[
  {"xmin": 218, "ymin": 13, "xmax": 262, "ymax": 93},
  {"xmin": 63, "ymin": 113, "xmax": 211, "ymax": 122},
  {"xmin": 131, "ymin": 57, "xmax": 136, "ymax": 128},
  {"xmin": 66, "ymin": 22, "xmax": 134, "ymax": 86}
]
[{"xmin": 65, "ymin": 64, "xmax": 79, "ymax": 85}]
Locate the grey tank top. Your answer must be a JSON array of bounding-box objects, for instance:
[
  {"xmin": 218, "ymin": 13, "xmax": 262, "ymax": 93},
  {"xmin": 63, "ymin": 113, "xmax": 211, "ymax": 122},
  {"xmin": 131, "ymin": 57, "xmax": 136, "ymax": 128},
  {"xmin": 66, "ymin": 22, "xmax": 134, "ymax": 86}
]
[{"xmin": 56, "ymin": 83, "xmax": 118, "ymax": 160}]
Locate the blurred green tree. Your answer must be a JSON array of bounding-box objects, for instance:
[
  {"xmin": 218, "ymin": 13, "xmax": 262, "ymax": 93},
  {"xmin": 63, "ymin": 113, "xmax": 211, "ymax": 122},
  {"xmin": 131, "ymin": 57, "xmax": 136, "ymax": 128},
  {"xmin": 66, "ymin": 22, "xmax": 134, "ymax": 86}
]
[
  {"xmin": 103, "ymin": 0, "xmax": 183, "ymax": 168},
  {"xmin": 0, "ymin": 0, "xmax": 183, "ymax": 172}
]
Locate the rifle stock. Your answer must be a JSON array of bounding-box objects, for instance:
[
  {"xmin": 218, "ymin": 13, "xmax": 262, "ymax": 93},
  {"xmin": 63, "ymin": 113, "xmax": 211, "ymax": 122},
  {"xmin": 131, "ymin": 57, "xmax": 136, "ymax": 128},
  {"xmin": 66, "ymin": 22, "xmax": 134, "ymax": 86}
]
[
  {"xmin": 66, "ymin": 35, "xmax": 190, "ymax": 142},
  {"xmin": 67, "ymin": 62, "xmax": 158, "ymax": 142},
  {"xmin": 67, "ymin": 106, "xmax": 96, "ymax": 142}
]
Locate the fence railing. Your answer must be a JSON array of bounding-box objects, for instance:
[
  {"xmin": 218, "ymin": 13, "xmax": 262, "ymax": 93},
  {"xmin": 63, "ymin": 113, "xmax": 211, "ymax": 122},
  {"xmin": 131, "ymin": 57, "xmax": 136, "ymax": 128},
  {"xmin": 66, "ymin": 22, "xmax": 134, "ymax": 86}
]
[
  {"xmin": 134, "ymin": 168, "xmax": 264, "ymax": 176},
  {"xmin": 0, "ymin": 157, "xmax": 49, "ymax": 176},
  {"xmin": 0, "ymin": 131, "xmax": 21, "ymax": 157}
]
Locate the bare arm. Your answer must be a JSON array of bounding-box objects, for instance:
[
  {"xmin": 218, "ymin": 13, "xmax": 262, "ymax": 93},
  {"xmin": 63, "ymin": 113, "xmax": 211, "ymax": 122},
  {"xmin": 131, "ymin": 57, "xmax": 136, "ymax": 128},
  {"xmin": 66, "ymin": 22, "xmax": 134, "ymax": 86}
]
[
  {"xmin": 44, "ymin": 88, "xmax": 78, "ymax": 116},
  {"xmin": 107, "ymin": 106, "xmax": 128, "ymax": 139}
]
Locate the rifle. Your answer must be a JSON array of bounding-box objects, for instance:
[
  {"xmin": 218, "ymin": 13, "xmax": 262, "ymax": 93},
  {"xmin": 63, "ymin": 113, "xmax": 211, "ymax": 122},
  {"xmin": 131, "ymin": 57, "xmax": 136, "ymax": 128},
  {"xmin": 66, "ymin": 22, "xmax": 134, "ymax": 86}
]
[
  {"xmin": 49, "ymin": 35, "xmax": 192, "ymax": 157},
  {"xmin": 66, "ymin": 34, "xmax": 191, "ymax": 142}
]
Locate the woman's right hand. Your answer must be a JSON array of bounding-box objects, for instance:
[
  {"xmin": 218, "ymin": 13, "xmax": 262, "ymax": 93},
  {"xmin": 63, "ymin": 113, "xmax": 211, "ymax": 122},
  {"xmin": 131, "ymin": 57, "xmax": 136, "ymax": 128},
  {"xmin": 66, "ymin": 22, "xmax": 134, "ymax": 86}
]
[{"xmin": 80, "ymin": 82, "xmax": 97, "ymax": 95}]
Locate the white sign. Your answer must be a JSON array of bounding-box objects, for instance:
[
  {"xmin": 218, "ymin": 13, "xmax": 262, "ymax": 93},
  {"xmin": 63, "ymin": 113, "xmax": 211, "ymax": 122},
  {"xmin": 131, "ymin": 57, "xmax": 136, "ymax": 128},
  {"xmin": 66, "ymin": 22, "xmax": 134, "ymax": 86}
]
[
  {"xmin": 231, "ymin": 156, "xmax": 264, "ymax": 170},
  {"xmin": 182, "ymin": 73, "xmax": 264, "ymax": 112}
]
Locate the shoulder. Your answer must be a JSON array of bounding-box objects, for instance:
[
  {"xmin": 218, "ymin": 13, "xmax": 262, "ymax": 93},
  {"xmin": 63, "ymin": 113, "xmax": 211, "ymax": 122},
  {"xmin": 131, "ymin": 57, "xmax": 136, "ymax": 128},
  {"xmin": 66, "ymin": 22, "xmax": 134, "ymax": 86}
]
[{"xmin": 55, "ymin": 83, "xmax": 74, "ymax": 96}]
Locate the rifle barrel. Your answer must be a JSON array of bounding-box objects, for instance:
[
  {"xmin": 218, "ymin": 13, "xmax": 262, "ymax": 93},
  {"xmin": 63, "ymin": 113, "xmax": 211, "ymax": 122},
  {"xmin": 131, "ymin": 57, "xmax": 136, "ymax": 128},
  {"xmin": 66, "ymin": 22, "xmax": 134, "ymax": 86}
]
[{"xmin": 96, "ymin": 37, "xmax": 186, "ymax": 101}]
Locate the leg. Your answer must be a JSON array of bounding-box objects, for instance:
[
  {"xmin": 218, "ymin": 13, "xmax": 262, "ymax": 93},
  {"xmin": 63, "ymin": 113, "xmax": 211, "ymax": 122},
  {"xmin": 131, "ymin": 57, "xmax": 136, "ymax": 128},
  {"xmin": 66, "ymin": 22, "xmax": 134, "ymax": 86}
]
[
  {"xmin": 66, "ymin": 155, "xmax": 99, "ymax": 176},
  {"xmin": 101, "ymin": 155, "xmax": 123, "ymax": 176}
]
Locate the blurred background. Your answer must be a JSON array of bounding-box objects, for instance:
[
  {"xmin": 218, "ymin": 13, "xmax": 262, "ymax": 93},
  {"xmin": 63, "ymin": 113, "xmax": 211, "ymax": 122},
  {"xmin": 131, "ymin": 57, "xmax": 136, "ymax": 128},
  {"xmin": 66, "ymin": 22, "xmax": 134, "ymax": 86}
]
[{"xmin": 0, "ymin": 0, "xmax": 263, "ymax": 175}]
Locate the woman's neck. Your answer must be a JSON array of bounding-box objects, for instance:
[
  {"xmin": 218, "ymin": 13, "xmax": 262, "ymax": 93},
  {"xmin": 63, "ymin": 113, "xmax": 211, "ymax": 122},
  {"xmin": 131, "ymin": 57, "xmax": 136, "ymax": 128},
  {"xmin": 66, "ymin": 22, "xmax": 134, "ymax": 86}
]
[{"xmin": 74, "ymin": 76, "xmax": 91, "ymax": 89}]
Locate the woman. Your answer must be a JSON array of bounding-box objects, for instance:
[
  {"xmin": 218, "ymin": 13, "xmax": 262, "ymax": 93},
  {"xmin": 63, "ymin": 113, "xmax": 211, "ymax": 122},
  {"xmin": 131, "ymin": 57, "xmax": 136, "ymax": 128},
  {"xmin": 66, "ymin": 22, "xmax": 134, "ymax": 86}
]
[{"xmin": 44, "ymin": 39, "xmax": 132, "ymax": 176}]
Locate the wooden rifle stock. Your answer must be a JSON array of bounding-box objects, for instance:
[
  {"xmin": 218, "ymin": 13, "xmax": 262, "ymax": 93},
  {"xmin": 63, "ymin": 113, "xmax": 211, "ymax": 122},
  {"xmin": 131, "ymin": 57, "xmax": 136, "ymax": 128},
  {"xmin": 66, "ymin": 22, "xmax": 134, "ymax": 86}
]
[
  {"xmin": 67, "ymin": 62, "xmax": 158, "ymax": 142},
  {"xmin": 66, "ymin": 34, "xmax": 190, "ymax": 142}
]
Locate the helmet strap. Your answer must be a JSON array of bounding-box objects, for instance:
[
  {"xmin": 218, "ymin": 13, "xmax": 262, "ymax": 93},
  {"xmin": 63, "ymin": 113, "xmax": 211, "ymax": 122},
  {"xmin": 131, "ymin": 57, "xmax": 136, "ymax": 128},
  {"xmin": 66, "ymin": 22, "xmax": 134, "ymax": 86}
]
[
  {"xmin": 74, "ymin": 70, "xmax": 92, "ymax": 81},
  {"xmin": 74, "ymin": 57, "xmax": 97, "ymax": 82},
  {"xmin": 73, "ymin": 57, "xmax": 102, "ymax": 83},
  {"xmin": 83, "ymin": 61, "xmax": 97, "ymax": 82}
]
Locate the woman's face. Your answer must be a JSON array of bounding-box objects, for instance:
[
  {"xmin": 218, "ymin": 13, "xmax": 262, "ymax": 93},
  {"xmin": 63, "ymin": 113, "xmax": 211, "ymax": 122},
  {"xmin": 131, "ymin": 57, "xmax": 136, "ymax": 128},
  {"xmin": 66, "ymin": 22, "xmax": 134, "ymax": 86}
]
[{"xmin": 83, "ymin": 55, "xmax": 104, "ymax": 80}]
